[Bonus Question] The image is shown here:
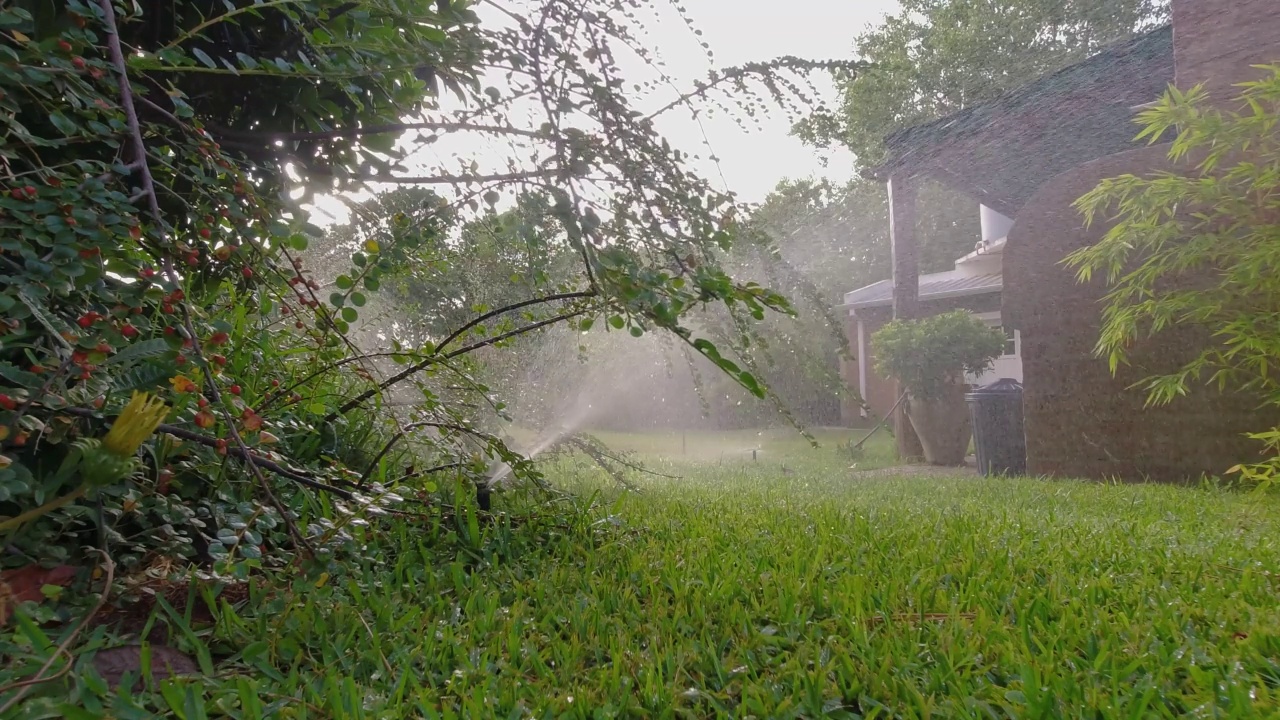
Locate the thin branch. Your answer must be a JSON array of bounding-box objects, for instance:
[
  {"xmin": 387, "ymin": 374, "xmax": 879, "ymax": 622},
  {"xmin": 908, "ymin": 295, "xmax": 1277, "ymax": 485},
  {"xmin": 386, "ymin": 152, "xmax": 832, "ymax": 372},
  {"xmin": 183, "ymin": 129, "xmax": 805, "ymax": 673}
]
[
  {"xmin": 324, "ymin": 308, "xmax": 588, "ymax": 423},
  {"xmin": 211, "ymin": 120, "xmax": 547, "ymax": 143},
  {"xmin": 56, "ymin": 406, "xmax": 358, "ymax": 499},
  {"xmin": 435, "ymin": 290, "xmax": 595, "ymax": 354},
  {"xmin": 320, "ymin": 169, "xmax": 556, "ymax": 186}
]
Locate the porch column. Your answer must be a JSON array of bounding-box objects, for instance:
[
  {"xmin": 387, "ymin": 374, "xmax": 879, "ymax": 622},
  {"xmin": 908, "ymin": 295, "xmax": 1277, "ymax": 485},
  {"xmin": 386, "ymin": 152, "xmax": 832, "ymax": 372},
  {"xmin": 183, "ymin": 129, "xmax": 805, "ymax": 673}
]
[{"xmin": 888, "ymin": 174, "xmax": 924, "ymax": 462}]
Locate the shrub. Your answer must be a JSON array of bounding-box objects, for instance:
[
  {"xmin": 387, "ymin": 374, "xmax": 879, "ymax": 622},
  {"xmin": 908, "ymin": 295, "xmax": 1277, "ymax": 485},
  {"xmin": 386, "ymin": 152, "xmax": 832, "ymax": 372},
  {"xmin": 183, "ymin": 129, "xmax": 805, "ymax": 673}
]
[{"xmin": 871, "ymin": 310, "xmax": 1005, "ymax": 401}]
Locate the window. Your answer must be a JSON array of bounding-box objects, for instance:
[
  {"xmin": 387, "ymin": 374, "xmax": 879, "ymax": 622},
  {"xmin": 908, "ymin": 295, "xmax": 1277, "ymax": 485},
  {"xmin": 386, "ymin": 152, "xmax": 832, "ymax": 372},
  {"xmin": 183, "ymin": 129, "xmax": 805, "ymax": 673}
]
[
  {"xmin": 973, "ymin": 312, "xmax": 1018, "ymax": 358},
  {"xmin": 1000, "ymin": 326, "xmax": 1020, "ymax": 358}
]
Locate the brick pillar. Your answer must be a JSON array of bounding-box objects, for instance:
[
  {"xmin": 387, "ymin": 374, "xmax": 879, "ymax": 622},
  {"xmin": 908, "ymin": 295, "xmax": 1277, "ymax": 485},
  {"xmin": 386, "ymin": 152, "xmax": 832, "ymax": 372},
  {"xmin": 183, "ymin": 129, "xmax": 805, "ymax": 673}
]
[{"xmin": 1172, "ymin": 0, "xmax": 1280, "ymax": 103}]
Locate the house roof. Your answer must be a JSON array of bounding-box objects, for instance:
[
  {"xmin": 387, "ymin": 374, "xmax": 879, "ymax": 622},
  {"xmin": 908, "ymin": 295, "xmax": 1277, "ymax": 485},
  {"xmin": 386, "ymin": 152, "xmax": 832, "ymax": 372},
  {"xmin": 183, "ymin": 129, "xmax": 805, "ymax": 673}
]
[
  {"xmin": 865, "ymin": 25, "xmax": 1175, "ymax": 217},
  {"xmin": 841, "ymin": 271, "xmax": 1002, "ymax": 311}
]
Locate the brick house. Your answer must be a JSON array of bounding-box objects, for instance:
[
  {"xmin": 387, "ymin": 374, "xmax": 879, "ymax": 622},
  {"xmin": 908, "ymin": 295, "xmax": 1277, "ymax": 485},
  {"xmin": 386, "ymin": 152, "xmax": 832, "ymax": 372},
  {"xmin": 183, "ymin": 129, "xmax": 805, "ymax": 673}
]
[
  {"xmin": 846, "ymin": 0, "xmax": 1280, "ymax": 479},
  {"xmin": 839, "ymin": 218, "xmax": 1019, "ymax": 423}
]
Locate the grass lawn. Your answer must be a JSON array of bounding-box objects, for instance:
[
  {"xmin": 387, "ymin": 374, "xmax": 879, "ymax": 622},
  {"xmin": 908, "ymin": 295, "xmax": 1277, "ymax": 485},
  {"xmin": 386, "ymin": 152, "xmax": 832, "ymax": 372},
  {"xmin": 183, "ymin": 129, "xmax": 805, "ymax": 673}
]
[{"xmin": 21, "ymin": 432, "xmax": 1280, "ymax": 718}]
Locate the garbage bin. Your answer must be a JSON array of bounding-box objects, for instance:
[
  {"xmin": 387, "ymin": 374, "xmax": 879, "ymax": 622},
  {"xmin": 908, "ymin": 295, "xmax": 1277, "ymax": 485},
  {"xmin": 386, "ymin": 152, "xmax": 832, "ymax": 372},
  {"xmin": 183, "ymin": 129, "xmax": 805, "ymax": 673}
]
[{"xmin": 965, "ymin": 378, "xmax": 1027, "ymax": 476}]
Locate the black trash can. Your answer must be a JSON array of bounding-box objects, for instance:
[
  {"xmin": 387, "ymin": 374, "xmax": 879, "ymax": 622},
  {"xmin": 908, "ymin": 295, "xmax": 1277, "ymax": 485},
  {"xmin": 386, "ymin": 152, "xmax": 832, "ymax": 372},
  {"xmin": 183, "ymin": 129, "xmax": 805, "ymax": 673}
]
[{"xmin": 965, "ymin": 378, "xmax": 1027, "ymax": 476}]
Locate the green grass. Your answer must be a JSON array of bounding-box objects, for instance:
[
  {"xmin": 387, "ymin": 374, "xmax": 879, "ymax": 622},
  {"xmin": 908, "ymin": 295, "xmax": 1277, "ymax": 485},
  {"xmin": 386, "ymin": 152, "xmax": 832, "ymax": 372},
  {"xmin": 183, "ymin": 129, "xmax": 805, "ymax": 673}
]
[{"xmin": 12, "ymin": 433, "xmax": 1280, "ymax": 718}]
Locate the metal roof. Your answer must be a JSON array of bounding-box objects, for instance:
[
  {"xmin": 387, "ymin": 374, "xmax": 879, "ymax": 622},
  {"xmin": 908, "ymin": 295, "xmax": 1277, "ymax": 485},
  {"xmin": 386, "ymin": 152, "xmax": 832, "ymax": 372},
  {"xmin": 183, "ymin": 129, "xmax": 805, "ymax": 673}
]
[{"xmin": 841, "ymin": 271, "xmax": 1002, "ymax": 310}]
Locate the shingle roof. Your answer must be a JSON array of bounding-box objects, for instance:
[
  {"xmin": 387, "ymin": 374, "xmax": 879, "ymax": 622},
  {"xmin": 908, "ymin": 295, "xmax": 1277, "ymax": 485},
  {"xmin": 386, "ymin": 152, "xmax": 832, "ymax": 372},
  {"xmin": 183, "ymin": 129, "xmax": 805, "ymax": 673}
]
[
  {"xmin": 841, "ymin": 272, "xmax": 1002, "ymax": 310},
  {"xmin": 863, "ymin": 25, "xmax": 1175, "ymax": 215}
]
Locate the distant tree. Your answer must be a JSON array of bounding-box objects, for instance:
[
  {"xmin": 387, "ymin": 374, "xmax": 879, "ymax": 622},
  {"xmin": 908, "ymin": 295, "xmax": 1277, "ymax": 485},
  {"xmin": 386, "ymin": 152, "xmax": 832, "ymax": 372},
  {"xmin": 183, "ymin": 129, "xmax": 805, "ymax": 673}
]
[{"xmin": 797, "ymin": 0, "xmax": 1170, "ymax": 166}]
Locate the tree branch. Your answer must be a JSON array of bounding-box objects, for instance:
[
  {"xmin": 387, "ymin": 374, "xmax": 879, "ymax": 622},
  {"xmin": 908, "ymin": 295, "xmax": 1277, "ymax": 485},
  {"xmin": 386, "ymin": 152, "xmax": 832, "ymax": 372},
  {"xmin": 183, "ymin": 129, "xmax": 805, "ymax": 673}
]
[
  {"xmin": 210, "ymin": 121, "xmax": 547, "ymax": 144},
  {"xmin": 435, "ymin": 290, "xmax": 596, "ymax": 354},
  {"xmin": 324, "ymin": 307, "xmax": 589, "ymax": 423}
]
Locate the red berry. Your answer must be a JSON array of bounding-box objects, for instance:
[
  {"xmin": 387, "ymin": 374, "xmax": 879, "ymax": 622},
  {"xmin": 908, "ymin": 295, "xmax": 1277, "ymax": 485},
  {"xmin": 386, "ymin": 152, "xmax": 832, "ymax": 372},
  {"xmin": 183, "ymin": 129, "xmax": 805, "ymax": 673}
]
[
  {"xmin": 185, "ymin": 253, "xmax": 199, "ymax": 267},
  {"xmin": 176, "ymin": 354, "xmax": 187, "ymax": 365},
  {"xmin": 95, "ymin": 343, "xmax": 111, "ymax": 354},
  {"xmin": 0, "ymin": 394, "xmax": 16, "ymax": 411},
  {"xmin": 163, "ymin": 326, "xmax": 176, "ymax": 337},
  {"xmin": 198, "ymin": 228, "xmax": 211, "ymax": 239},
  {"xmin": 162, "ymin": 303, "xmax": 174, "ymax": 314},
  {"xmin": 71, "ymin": 57, "xmax": 86, "ymax": 70},
  {"xmin": 30, "ymin": 365, "xmax": 44, "ymax": 375},
  {"xmin": 121, "ymin": 324, "xmax": 138, "ymax": 338},
  {"xmin": 57, "ymin": 40, "xmax": 72, "ymax": 53},
  {"xmin": 271, "ymin": 379, "xmax": 280, "ymax": 387},
  {"xmin": 130, "ymin": 226, "xmax": 142, "ymax": 240},
  {"xmin": 23, "ymin": 186, "xmax": 35, "ymax": 198},
  {"xmin": 195, "ymin": 409, "xmax": 216, "ymax": 429},
  {"xmin": 77, "ymin": 314, "xmax": 95, "ymax": 328},
  {"xmin": 78, "ymin": 247, "xmax": 99, "ymax": 259},
  {"xmin": 197, "ymin": 396, "xmax": 209, "ymax": 408},
  {"xmin": 216, "ymin": 438, "xmax": 228, "ymax": 455},
  {"xmin": 139, "ymin": 267, "xmax": 155, "ymax": 279},
  {"xmin": 209, "ymin": 331, "xmax": 228, "ymax": 346},
  {"xmin": 10, "ymin": 189, "xmax": 23, "ymax": 200},
  {"xmin": 229, "ymin": 385, "xmax": 242, "ymax": 395},
  {"xmin": 168, "ymin": 290, "xmax": 184, "ymax": 302},
  {"xmin": 295, "ymin": 321, "xmax": 304, "ymax": 329},
  {"xmin": 280, "ymin": 305, "xmax": 290, "ymax": 315},
  {"xmin": 92, "ymin": 396, "xmax": 105, "ymax": 409},
  {"xmin": 241, "ymin": 267, "xmax": 253, "ymax": 279},
  {"xmin": 211, "ymin": 354, "xmax": 227, "ymax": 366}
]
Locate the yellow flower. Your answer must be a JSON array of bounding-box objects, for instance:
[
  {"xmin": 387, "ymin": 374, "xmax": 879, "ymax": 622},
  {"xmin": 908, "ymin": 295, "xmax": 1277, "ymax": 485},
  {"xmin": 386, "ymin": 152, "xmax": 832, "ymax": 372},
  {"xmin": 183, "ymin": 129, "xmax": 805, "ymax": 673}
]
[
  {"xmin": 102, "ymin": 392, "xmax": 168, "ymax": 458},
  {"xmin": 169, "ymin": 374, "xmax": 199, "ymax": 393}
]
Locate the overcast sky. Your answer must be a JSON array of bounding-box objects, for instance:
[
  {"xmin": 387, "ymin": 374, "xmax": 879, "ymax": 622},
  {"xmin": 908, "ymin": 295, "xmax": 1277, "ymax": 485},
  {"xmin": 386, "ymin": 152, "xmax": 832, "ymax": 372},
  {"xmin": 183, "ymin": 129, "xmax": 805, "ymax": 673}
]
[
  {"xmin": 307, "ymin": 0, "xmax": 899, "ymax": 225},
  {"xmin": 639, "ymin": 0, "xmax": 898, "ymax": 201}
]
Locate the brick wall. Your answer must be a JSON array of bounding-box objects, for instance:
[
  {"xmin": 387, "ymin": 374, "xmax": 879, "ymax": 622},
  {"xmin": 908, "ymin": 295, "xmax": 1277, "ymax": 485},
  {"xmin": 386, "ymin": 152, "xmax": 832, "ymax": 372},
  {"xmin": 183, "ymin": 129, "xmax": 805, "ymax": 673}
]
[
  {"xmin": 1173, "ymin": 0, "xmax": 1280, "ymax": 102},
  {"xmin": 1003, "ymin": 145, "xmax": 1280, "ymax": 481}
]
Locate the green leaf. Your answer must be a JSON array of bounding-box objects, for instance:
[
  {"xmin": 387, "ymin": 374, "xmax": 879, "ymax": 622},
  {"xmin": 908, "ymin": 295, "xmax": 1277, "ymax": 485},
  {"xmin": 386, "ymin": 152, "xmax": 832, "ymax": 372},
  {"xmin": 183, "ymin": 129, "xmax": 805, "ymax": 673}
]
[
  {"xmin": 329, "ymin": 292, "xmax": 345, "ymax": 307},
  {"xmin": 364, "ymin": 277, "xmax": 380, "ymax": 292},
  {"xmin": 307, "ymin": 403, "xmax": 327, "ymax": 414},
  {"xmin": 608, "ymin": 315, "xmax": 625, "ymax": 329},
  {"xmin": 350, "ymin": 292, "xmax": 367, "ymax": 307},
  {"xmin": 341, "ymin": 307, "xmax": 358, "ymax": 322},
  {"xmin": 192, "ymin": 48, "xmax": 217, "ymax": 68},
  {"xmin": 105, "ymin": 338, "xmax": 171, "ymax": 366},
  {"xmin": 579, "ymin": 317, "xmax": 594, "ymax": 331},
  {"xmin": 335, "ymin": 275, "xmax": 354, "ymax": 290},
  {"xmin": 48, "ymin": 113, "xmax": 78, "ymax": 137}
]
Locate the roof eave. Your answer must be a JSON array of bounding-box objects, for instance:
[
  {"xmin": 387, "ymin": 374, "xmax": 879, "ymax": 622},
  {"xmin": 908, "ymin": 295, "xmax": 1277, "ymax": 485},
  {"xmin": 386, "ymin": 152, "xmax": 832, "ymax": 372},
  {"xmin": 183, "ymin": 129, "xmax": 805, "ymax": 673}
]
[{"xmin": 839, "ymin": 283, "xmax": 1004, "ymax": 313}]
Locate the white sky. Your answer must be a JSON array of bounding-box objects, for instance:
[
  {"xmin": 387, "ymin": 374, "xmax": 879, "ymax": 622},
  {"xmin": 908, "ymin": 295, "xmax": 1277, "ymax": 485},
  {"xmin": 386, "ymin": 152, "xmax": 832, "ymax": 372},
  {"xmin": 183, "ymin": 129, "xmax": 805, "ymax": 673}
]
[
  {"xmin": 640, "ymin": 0, "xmax": 897, "ymax": 200},
  {"xmin": 306, "ymin": 0, "xmax": 898, "ymax": 226}
]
